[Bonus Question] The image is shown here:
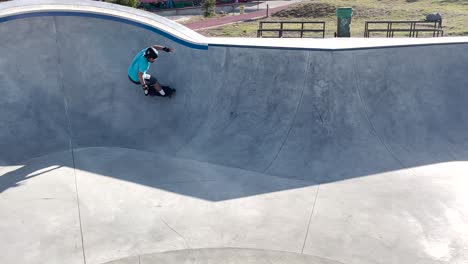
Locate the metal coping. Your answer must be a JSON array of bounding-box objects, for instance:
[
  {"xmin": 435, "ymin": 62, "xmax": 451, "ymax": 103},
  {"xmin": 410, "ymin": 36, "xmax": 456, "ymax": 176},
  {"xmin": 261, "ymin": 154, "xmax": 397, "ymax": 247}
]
[
  {"xmin": 208, "ymin": 41, "xmax": 468, "ymax": 51},
  {"xmin": 0, "ymin": 10, "xmax": 208, "ymax": 50}
]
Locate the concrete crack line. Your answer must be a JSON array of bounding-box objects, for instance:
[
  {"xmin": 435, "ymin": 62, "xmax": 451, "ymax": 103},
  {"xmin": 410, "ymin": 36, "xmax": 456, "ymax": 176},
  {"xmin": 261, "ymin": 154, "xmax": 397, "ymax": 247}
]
[
  {"xmin": 314, "ymin": 104, "xmax": 324, "ymax": 126},
  {"xmin": 53, "ymin": 16, "xmax": 87, "ymax": 264},
  {"xmin": 161, "ymin": 217, "xmax": 190, "ymax": 249},
  {"xmin": 263, "ymin": 52, "xmax": 311, "ymax": 174},
  {"xmin": 301, "ymin": 185, "xmax": 320, "ymax": 254},
  {"xmin": 351, "ymin": 53, "xmax": 405, "ymax": 167},
  {"xmin": 71, "ymin": 147, "xmax": 86, "ymax": 264}
]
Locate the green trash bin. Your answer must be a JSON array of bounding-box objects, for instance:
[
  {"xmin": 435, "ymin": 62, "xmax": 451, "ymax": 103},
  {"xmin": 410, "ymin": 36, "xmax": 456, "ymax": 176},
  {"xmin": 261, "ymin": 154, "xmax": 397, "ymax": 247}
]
[{"xmin": 336, "ymin": 7, "xmax": 353, "ymax": 37}]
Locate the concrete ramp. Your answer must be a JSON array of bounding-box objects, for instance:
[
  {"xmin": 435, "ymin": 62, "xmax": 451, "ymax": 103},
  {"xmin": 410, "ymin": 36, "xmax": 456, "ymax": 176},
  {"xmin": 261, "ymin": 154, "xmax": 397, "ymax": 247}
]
[{"xmin": 1, "ymin": 1, "xmax": 468, "ymax": 264}]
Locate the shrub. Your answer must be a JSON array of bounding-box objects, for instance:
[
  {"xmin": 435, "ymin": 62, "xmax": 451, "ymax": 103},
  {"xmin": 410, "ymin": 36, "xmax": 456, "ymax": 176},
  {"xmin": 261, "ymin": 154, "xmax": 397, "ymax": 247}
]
[
  {"xmin": 202, "ymin": 0, "xmax": 216, "ymax": 17},
  {"xmin": 115, "ymin": 0, "xmax": 140, "ymax": 8}
]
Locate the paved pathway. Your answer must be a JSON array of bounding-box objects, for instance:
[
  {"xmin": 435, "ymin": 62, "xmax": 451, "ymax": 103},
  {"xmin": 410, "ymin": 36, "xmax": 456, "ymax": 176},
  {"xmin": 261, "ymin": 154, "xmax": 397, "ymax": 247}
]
[{"xmin": 185, "ymin": 1, "xmax": 296, "ymax": 30}]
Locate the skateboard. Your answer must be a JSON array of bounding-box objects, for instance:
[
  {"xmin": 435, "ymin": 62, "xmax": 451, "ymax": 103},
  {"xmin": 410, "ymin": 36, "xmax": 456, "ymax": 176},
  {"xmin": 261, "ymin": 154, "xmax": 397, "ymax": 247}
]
[{"xmin": 148, "ymin": 85, "xmax": 176, "ymax": 98}]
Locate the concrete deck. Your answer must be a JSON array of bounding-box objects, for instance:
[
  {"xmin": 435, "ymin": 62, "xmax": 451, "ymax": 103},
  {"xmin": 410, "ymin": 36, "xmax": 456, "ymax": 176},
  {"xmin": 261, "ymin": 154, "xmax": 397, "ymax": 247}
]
[{"xmin": 0, "ymin": 1, "xmax": 467, "ymax": 264}]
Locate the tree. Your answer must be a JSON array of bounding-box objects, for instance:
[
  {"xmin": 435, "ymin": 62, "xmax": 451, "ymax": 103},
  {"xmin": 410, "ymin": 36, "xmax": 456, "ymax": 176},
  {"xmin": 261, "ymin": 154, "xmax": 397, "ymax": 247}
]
[{"xmin": 202, "ymin": 0, "xmax": 216, "ymax": 17}]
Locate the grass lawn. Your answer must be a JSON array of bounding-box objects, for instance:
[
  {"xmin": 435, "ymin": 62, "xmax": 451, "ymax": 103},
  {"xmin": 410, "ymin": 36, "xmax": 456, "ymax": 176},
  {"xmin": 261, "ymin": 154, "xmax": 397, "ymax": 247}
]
[{"xmin": 195, "ymin": 0, "xmax": 468, "ymax": 37}]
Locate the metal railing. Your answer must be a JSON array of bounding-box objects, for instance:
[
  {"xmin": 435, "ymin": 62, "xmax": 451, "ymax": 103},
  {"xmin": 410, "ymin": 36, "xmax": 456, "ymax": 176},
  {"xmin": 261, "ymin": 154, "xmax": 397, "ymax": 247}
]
[
  {"xmin": 364, "ymin": 20, "xmax": 443, "ymax": 38},
  {"xmin": 257, "ymin": 21, "xmax": 326, "ymax": 38}
]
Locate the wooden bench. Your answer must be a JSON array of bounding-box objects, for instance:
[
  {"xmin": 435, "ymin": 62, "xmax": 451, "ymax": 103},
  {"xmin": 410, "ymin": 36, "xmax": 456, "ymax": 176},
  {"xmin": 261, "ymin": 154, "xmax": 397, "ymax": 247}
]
[
  {"xmin": 364, "ymin": 20, "xmax": 443, "ymax": 38},
  {"xmin": 257, "ymin": 21, "xmax": 326, "ymax": 38}
]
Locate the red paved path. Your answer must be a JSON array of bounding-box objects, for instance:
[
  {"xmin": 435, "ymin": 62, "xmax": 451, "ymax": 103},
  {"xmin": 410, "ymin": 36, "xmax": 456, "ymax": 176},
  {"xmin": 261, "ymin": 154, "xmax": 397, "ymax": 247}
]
[{"xmin": 184, "ymin": 4, "xmax": 292, "ymax": 30}]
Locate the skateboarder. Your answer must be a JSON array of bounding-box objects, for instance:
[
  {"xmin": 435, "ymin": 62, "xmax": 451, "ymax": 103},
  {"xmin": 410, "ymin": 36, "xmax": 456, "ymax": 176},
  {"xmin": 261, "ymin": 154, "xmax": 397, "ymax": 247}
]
[{"xmin": 128, "ymin": 45, "xmax": 174, "ymax": 96}]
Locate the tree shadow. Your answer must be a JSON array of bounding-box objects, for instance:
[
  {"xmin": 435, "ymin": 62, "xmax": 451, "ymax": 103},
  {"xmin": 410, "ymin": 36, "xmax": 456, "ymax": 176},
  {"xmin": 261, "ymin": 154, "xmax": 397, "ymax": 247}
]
[
  {"xmin": 0, "ymin": 147, "xmax": 314, "ymax": 201},
  {"xmin": 0, "ymin": 162, "xmax": 65, "ymax": 193},
  {"xmin": 2, "ymin": 144, "xmax": 466, "ymax": 201}
]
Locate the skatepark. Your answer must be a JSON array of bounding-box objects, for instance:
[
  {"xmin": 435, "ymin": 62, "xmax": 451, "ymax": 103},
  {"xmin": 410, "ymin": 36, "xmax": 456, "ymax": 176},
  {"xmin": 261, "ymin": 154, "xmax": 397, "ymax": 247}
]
[{"xmin": 0, "ymin": 1, "xmax": 467, "ymax": 264}]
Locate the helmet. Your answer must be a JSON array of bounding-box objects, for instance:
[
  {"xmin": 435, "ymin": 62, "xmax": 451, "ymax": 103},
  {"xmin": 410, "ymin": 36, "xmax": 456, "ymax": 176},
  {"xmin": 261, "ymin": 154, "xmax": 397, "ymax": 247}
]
[{"xmin": 145, "ymin": 47, "xmax": 158, "ymax": 59}]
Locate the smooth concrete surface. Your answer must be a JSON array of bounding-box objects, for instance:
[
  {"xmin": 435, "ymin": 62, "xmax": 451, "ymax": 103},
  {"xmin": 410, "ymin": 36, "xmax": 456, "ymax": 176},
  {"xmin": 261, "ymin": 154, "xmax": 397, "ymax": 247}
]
[
  {"xmin": 104, "ymin": 248, "xmax": 345, "ymax": 264},
  {"xmin": 0, "ymin": 151, "xmax": 83, "ymax": 264},
  {"xmin": 1, "ymin": 1, "xmax": 468, "ymax": 264}
]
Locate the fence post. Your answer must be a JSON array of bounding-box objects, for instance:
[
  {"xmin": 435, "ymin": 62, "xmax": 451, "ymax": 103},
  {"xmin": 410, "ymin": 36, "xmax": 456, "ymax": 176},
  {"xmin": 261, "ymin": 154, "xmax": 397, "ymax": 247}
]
[
  {"xmin": 279, "ymin": 22, "xmax": 283, "ymax": 38},
  {"xmin": 258, "ymin": 22, "xmax": 262, "ymax": 37},
  {"xmin": 301, "ymin": 22, "xmax": 304, "ymax": 38}
]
